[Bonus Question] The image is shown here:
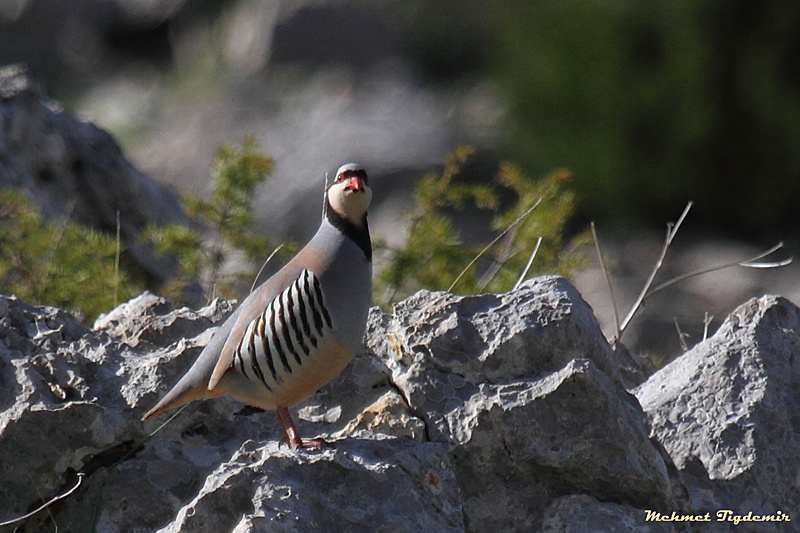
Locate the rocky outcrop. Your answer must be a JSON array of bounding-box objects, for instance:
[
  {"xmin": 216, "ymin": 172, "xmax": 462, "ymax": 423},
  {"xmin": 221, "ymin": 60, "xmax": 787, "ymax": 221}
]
[
  {"xmin": 1, "ymin": 277, "xmax": 798, "ymax": 532},
  {"xmin": 635, "ymin": 295, "xmax": 800, "ymax": 532},
  {"xmin": 365, "ymin": 279, "xmax": 671, "ymax": 530},
  {"xmin": 0, "ymin": 65, "xmax": 184, "ymax": 285}
]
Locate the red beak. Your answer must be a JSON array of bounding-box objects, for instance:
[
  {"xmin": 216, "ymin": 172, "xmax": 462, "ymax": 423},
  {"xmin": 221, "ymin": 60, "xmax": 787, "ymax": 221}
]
[{"xmin": 345, "ymin": 176, "xmax": 364, "ymax": 191}]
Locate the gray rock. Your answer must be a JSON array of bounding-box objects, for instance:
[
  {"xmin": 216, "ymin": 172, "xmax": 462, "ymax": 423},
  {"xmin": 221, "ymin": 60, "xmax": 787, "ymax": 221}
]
[
  {"xmin": 540, "ymin": 495, "xmax": 676, "ymax": 533},
  {"xmin": 93, "ymin": 291, "xmax": 235, "ymax": 351},
  {"xmin": 366, "ymin": 277, "xmax": 673, "ymax": 531},
  {"xmin": 154, "ymin": 436, "xmax": 463, "ymax": 533},
  {"xmin": 447, "ymin": 359, "xmax": 671, "ymax": 530},
  {"xmin": 635, "ymin": 295, "xmax": 800, "ymax": 530},
  {"xmin": 0, "ymin": 294, "xmax": 146, "ymax": 517},
  {"xmin": 0, "ymin": 64, "xmax": 184, "ymax": 285},
  {"xmin": 366, "ymin": 275, "xmax": 625, "ymax": 444},
  {"xmin": 3, "ymin": 280, "xmax": 797, "ymax": 532}
]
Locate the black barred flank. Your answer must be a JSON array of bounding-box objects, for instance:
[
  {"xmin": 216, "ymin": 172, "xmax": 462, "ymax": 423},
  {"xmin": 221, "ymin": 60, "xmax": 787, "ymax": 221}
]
[
  {"xmin": 260, "ymin": 317, "xmax": 279, "ymax": 383},
  {"xmin": 311, "ymin": 273, "xmax": 333, "ymax": 329},
  {"xmin": 231, "ymin": 269, "xmax": 334, "ymax": 392},
  {"xmin": 235, "ymin": 345, "xmax": 246, "ymax": 376},
  {"xmin": 282, "ymin": 288, "xmax": 305, "ymax": 365},
  {"xmin": 304, "ymin": 271, "xmax": 325, "ymax": 334},
  {"xmin": 270, "ymin": 298, "xmax": 293, "ymax": 374},
  {"xmin": 290, "ymin": 282, "xmax": 312, "ymax": 357},
  {"xmin": 296, "ymin": 277, "xmax": 313, "ymax": 339},
  {"xmin": 253, "ymin": 316, "xmax": 273, "ymax": 390},
  {"xmin": 250, "ymin": 347, "xmax": 269, "ymax": 388}
]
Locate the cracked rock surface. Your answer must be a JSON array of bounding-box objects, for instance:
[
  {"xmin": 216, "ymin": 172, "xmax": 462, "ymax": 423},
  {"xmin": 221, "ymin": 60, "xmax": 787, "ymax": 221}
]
[
  {"xmin": 635, "ymin": 294, "xmax": 800, "ymax": 532},
  {"xmin": 1, "ymin": 278, "xmax": 798, "ymax": 531}
]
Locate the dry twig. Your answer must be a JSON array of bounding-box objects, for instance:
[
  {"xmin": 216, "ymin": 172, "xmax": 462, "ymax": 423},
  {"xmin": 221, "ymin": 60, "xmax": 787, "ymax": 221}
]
[
  {"xmin": 703, "ymin": 312, "xmax": 714, "ymax": 342},
  {"xmin": 0, "ymin": 473, "xmax": 85, "ymax": 528},
  {"xmin": 449, "ymin": 198, "xmax": 542, "ymax": 292},
  {"xmin": 250, "ymin": 244, "xmax": 285, "ymax": 294},
  {"xmin": 513, "ymin": 236, "xmax": 544, "ymax": 291},
  {"xmin": 591, "ymin": 222, "xmax": 621, "ymax": 341},
  {"xmin": 618, "ymin": 202, "xmax": 693, "ymax": 335},
  {"xmin": 673, "ymin": 318, "xmax": 689, "ymax": 352},
  {"xmin": 593, "ymin": 201, "xmax": 791, "ymax": 343}
]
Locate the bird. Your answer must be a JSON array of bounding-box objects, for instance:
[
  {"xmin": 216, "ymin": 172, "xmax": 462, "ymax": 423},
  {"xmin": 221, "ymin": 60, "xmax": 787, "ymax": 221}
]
[{"xmin": 142, "ymin": 163, "xmax": 373, "ymax": 450}]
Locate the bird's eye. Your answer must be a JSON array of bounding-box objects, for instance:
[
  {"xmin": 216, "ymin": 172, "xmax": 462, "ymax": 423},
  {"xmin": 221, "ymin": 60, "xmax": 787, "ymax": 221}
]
[{"xmin": 335, "ymin": 174, "xmax": 345, "ymax": 182}]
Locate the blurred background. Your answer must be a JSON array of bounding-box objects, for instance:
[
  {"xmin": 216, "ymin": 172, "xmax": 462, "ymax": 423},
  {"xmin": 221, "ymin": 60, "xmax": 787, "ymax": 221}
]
[{"xmin": 1, "ymin": 0, "xmax": 799, "ymax": 360}]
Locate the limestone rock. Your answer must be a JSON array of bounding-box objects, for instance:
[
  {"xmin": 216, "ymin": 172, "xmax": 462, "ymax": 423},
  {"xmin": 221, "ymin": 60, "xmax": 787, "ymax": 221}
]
[
  {"xmin": 540, "ymin": 495, "xmax": 675, "ymax": 533},
  {"xmin": 3, "ymin": 280, "xmax": 798, "ymax": 531},
  {"xmin": 155, "ymin": 437, "xmax": 463, "ymax": 533},
  {"xmin": 0, "ymin": 294, "xmax": 148, "ymax": 516},
  {"xmin": 635, "ymin": 295, "xmax": 800, "ymax": 529},
  {"xmin": 366, "ymin": 277, "xmax": 672, "ymax": 531}
]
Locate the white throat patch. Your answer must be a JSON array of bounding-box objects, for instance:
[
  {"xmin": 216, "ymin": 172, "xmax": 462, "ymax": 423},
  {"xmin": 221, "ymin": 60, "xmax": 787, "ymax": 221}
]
[{"xmin": 328, "ymin": 182, "xmax": 372, "ymax": 226}]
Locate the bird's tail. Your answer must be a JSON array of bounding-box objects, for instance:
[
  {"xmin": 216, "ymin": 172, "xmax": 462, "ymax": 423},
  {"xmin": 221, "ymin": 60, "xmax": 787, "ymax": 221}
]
[{"xmin": 141, "ymin": 370, "xmax": 215, "ymax": 421}]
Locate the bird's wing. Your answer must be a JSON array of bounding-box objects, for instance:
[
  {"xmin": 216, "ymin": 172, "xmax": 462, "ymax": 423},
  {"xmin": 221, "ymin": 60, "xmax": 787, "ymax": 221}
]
[
  {"xmin": 141, "ymin": 266, "xmax": 300, "ymax": 421},
  {"xmin": 207, "ymin": 271, "xmax": 293, "ymax": 390}
]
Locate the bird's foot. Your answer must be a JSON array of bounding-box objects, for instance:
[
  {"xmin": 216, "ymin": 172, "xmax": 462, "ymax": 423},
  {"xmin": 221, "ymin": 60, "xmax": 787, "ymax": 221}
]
[
  {"xmin": 277, "ymin": 434, "xmax": 329, "ymax": 451},
  {"xmin": 276, "ymin": 405, "xmax": 329, "ymax": 451}
]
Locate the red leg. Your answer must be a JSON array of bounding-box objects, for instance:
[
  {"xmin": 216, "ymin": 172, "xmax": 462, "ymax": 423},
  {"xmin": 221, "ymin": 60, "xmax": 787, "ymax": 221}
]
[{"xmin": 275, "ymin": 405, "xmax": 327, "ymax": 450}]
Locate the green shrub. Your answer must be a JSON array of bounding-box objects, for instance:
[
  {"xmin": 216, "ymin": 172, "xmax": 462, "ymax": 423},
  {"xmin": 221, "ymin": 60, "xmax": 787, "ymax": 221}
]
[
  {"xmin": 377, "ymin": 146, "xmax": 587, "ymax": 304},
  {"xmin": 143, "ymin": 135, "xmax": 294, "ymax": 303},
  {"xmin": 0, "ymin": 190, "xmax": 141, "ymax": 320},
  {"xmin": 1, "ymin": 140, "xmax": 584, "ymax": 320}
]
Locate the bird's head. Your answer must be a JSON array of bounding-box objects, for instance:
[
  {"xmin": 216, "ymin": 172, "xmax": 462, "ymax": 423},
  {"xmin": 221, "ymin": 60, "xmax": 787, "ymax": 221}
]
[{"xmin": 327, "ymin": 163, "xmax": 372, "ymax": 228}]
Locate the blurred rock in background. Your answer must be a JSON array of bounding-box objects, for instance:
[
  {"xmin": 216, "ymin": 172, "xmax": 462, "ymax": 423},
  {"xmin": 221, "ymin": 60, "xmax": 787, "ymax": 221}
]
[{"xmin": 0, "ymin": 65, "xmax": 184, "ymax": 287}]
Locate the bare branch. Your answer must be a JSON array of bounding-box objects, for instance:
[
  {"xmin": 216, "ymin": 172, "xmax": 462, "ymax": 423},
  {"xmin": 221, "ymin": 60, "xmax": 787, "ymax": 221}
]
[
  {"xmin": 619, "ymin": 202, "xmax": 693, "ymax": 336},
  {"xmin": 591, "ymin": 222, "xmax": 621, "ymax": 341},
  {"xmin": 669, "ymin": 201, "xmax": 693, "ymax": 243},
  {"xmin": 742, "ymin": 259, "xmax": 793, "ymax": 269},
  {"xmin": 739, "ymin": 241, "xmax": 792, "ymax": 267},
  {"xmin": 703, "ymin": 312, "xmax": 714, "ymax": 342},
  {"xmin": 648, "ymin": 242, "xmax": 791, "ymax": 297},
  {"xmin": 673, "ymin": 318, "xmax": 689, "ymax": 352},
  {"xmin": 598, "ymin": 202, "xmax": 790, "ymax": 344}
]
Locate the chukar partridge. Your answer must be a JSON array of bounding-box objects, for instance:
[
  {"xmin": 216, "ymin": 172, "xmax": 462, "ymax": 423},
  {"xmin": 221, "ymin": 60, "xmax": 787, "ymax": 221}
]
[{"xmin": 143, "ymin": 163, "xmax": 372, "ymax": 450}]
